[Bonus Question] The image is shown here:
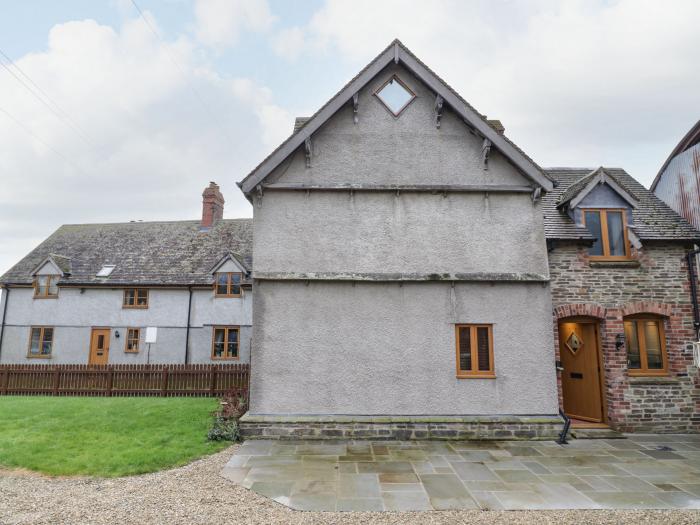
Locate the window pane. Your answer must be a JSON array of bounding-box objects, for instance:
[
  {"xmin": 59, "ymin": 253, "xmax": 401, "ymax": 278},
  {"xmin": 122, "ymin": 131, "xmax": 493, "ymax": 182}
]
[
  {"xmin": 136, "ymin": 289, "xmax": 148, "ymax": 306},
  {"xmin": 624, "ymin": 321, "xmax": 641, "ymax": 369},
  {"xmin": 29, "ymin": 328, "xmax": 41, "ymax": 355},
  {"xmin": 606, "ymin": 211, "xmax": 626, "ymax": 256},
  {"xmin": 36, "ymin": 276, "xmax": 48, "ymax": 295},
  {"xmin": 41, "ymin": 328, "xmax": 53, "ymax": 355},
  {"xmin": 458, "ymin": 327, "xmax": 472, "ymax": 372},
  {"xmin": 232, "ymin": 273, "xmax": 241, "ymax": 295},
  {"xmin": 48, "ymin": 276, "xmax": 58, "ymax": 296},
  {"xmin": 643, "ymin": 321, "xmax": 663, "ymax": 369},
  {"xmin": 584, "ymin": 211, "xmax": 604, "ymax": 256},
  {"xmin": 476, "ymin": 327, "xmax": 491, "ymax": 371},
  {"xmin": 214, "ymin": 328, "xmax": 225, "ymax": 357},
  {"xmin": 124, "ymin": 289, "xmax": 135, "ymax": 305},
  {"xmin": 376, "ymin": 77, "xmax": 414, "ymax": 115},
  {"xmin": 216, "ymin": 273, "xmax": 228, "ymax": 295}
]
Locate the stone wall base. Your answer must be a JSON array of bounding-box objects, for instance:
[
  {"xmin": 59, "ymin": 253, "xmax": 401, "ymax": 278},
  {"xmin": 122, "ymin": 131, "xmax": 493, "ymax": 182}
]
[{"xmin": 239, "ymin": 414, "xmax": 564, "ymax": 441}]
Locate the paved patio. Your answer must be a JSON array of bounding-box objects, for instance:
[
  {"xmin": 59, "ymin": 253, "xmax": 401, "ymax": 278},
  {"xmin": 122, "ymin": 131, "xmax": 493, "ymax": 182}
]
[{"xmin": 221, "ymin": 435, "xmax": 700, "ymax": 511}]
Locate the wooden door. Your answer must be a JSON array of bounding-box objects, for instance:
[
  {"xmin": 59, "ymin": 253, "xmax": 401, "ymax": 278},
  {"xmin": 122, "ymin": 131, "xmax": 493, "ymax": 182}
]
[
  {"xmin": 89, "ymin": 328, "xmax": 110, "ymax": 365},
  {"xmin": 559, "ymin": 320, "xmax": 603, "ymax": 422}
]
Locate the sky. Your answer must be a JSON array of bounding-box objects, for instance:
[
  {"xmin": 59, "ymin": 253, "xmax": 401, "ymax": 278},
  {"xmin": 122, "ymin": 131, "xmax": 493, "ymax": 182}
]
[{"xmin": 0, "ymin": 0, "xmax": 699, "ymax": 276}]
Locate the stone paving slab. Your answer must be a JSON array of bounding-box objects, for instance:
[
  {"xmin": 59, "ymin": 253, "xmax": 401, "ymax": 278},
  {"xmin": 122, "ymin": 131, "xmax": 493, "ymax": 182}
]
[{"xmin": 221, "ymin": 434, "xmax": 700, "ymax": 511}]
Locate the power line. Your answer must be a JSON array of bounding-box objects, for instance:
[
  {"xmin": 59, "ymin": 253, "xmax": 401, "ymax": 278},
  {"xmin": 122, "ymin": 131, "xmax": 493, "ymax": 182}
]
[
  {"xmin": 0, "ymin": 48, "xmax": 94, "ymax": 147},
  {"xmin": 0, "ymin": 104, "xmax": 90, "ymax": 177},
  {"xmin": 129, "ymin": 0, "xmax": 234, "ymax": 144}
]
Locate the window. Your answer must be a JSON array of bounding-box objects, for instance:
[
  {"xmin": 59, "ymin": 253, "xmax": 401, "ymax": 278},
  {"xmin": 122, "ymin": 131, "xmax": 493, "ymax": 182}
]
[
  {"xmin": 96, "ymin": 265, "xmax": 115, "ymax": 277},
  {"xmin": 455, "ymin": 324, "xmax": 494, "ymax": 378},
  {"xmin": 624, "ymin": 316, "xmax": 668, "ymax": 376},
  {"xmin": 582, "ymin": 209, "xmax": 630, "ymax": 259},
  {"xmin": 28, "ymin": 327, "xmax": 53, "ymax": 358},
  {"xmin": 215, "ymin": 272, "xmax": 242, "ymax": 297},
  {"xmin": 212, "ymin": 327, "xmax": 239, "ymax": 360},
  {"xmin": 33, "ymin": 275, "xmax": 59, "ymax": 298},
  {"xmin": 375, "ymin": 76, "xmax": 416, "ymax": 116},
  {"xmin": 125, "ymin": 328, "xmax": 140, "ymax": 352},
  {"xmin": 123, "ymin": 288, "xmax": 148, "ymax": 308}
]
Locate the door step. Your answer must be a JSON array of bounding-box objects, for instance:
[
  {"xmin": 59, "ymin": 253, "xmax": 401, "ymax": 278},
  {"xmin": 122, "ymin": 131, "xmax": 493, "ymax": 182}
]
[{"xmin": 570, "ymin": 428, "xmax": 625, "ymax": 439}]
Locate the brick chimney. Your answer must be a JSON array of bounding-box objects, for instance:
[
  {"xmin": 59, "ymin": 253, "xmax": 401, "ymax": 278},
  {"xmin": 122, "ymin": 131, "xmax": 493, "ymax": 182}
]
[{"xmin": 201, "ymin": 182, "xmax": 224, "ymax": 228}]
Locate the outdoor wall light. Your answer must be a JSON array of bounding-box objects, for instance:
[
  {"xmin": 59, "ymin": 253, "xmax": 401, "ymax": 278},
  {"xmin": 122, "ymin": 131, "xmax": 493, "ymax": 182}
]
[
  {"xmin": 115, "ymin": 330, "xmax": 120, "ymax": 338},
  {"xmin": 615, "ymin": 333, "xmax": 624, "ymax": 350}
]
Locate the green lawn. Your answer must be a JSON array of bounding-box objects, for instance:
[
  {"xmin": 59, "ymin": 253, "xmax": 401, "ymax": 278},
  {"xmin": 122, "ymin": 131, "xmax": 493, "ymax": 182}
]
[{"xmin": 0, "ymin": 396, "xmax": 229, "ymax": 477}]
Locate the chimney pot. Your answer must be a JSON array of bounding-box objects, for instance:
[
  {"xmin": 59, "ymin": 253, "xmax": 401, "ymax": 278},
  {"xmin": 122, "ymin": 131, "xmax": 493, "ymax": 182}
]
[{"xmin": 201, "ymin": 182, "xmax": 225, "ymax": 228}]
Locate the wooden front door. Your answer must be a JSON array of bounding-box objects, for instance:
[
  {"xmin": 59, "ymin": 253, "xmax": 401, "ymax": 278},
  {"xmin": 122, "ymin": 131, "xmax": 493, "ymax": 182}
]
[
  {"xmin": 89, "ymin": 328, "xmax": 110, "ymax": 365},
  {"xmin": 559, "ymin": 320, "xmax": 604, "ymax": 422}
]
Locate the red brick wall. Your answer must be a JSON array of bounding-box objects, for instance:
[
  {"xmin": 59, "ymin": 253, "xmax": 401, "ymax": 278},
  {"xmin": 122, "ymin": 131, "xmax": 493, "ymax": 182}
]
[{"xmin": 549, "ymin": 241, "xmax": 700, "ymax": 432}]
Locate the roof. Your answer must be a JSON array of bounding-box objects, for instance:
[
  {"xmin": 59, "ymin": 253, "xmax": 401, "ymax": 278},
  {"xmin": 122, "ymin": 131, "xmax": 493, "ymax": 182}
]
[
  {"xmin": 238, "ymin": 39, "xmax": 553, "ymax": 196},
  {"xmin": 0, "ymin": 219, "xmax": 253, "ymax": 287},
  {"xmin": 544, "ymin": 168, "xmax": 700, "ymax": 242},
  {"xmin": 651, "ymin": 120, "xmax": 700, "ymax": 191},
  {"xmin": 557, "ymin": 167, "xmax": 638, "ymax": 210}
]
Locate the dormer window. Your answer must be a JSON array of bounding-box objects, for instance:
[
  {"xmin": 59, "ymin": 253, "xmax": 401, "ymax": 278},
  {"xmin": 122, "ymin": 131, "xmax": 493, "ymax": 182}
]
[
  {"xmin": 583, "ymin": 209, "xmax": 630, "ymax": 259},
  {"xmin": 215, "ymin": 272, "xmax": 242, "ymax": 297},
  {"xmin": 34, "ymin": 275, "xmax": 59, "ymax": 298}
]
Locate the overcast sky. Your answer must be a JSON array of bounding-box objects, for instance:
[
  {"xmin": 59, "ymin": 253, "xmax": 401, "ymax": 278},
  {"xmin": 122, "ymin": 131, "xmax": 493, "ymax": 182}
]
[{"xmin": 1, "ymin": 0, "xmax": 699, "ymax": 275}]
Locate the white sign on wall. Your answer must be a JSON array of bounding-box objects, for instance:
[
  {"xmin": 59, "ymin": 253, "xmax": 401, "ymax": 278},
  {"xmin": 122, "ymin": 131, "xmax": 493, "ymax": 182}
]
[{"xmin": 145, "ymin": 327, "xmax": 158, "ymax": 344}]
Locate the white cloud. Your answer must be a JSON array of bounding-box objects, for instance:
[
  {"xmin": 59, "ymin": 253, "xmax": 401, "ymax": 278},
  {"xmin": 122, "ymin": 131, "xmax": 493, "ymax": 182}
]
[
  {"xmin": 271, "ymin": 27, "xmax": 305, "ymax": 61},
  {"xmin": 0, "ymin": 14, "xmax": 290, "ymax": 274},
  {"xmin": 272, "ymin": 0, "xmax": 700, "ymax": 185},
  {"xmin": 194, "ymin": 0, "xmax": 274, "ymax": 48}
]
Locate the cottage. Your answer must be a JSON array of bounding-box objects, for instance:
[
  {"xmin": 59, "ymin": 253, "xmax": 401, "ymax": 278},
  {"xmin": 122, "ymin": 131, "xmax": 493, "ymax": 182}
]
[{"xmin": 0, "ymin": 183, "xmax": 253, "ymax": 365}]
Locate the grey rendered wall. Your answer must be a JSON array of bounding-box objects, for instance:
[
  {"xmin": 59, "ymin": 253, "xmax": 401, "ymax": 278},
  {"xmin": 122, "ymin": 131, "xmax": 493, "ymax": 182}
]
[
  {"xmin": 267, "ymin": 63, "xmax": 528, "ymax": 188},
  {"xmin": 254, "ymin": 191, "xmax": 549, "ymax": 276},
  {"xmin": 250, "ymin": 281, "xmax": 558, "ymax": 415},
  {"xmin": 0, "ymin": 287, "xmax": 251, "ymax": 364}
]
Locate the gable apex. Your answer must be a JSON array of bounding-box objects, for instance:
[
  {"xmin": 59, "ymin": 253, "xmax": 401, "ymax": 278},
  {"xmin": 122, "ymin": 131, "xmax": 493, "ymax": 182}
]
[
  {"xmin": 209, "ymin": 252, "xmax": 248, "ymax": 275},
  {"xmin": 557, "ymin": 167, "xmax": 639, "ymax": 210},
  {"xmin": 238, "ymin": 39, "xmax": 553, "ymax": 196}
]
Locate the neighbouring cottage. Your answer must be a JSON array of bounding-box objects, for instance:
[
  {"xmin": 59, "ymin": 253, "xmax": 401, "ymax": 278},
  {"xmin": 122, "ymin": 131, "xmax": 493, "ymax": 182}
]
[{"xmin": 0, "ymin": 183, "xmax": 253, "ymax": 365}]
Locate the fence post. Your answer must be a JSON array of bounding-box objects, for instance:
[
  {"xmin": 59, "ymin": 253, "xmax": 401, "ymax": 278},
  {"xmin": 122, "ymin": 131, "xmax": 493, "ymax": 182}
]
[
  {"xmin": 107, "ymin": 366, "xmax": 114, "ymax": 397},
  {"xmin": 53, "ymin": 367, "xmax": 61, "ymax": 395},
  {"xmin": 210, "ymin": 365, "xmax": 217, "ymax": 396},
  {"xmin": 161, "ymin": 368, "xmax": 169, "ymax": 397},
  {"xmin": 1, "ymin": 368, "xmax": 8, "ymax": 395}
]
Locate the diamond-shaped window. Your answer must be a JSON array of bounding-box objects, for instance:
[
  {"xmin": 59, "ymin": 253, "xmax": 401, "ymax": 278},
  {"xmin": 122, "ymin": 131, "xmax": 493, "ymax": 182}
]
[
  {"xmin": 565, "ymin": 331, "xmax": 583, "ymax": 355},
  {"xmin": 375, "ymin": 76, "xmax": 415, "ymax": 116}
]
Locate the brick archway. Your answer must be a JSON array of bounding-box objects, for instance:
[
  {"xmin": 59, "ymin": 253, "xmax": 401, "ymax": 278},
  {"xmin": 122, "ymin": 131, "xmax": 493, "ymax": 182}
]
[
  {"xmin": 554, "ymin": 303, "xmax": 606, "ymax": 320},
  {"xmin": 620, "ymin": 302, "xmax": 674, "ymax": 318}
]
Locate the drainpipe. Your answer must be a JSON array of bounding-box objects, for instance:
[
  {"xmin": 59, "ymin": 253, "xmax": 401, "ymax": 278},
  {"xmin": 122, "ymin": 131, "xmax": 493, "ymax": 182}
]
[
  {"xmin": 184, "ymin": 286, "xmax": 193, "ymax": 364},
  {"xmin": 556, "ymin": 409, "xmax": 571, "ymax": 445},
  {"xmin": 686, "ymin": 249, "xmax": 700, "ymax": 338},
  {"xmin": 0, "ymin": 287, "xmax": 9, "ymax": 361}
]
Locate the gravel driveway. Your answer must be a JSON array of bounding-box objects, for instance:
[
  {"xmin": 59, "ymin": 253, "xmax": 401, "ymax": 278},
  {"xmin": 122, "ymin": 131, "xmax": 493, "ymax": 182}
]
[{"xmin": 0, "ymin": 445, "xmax": 698, "ymax": 524}]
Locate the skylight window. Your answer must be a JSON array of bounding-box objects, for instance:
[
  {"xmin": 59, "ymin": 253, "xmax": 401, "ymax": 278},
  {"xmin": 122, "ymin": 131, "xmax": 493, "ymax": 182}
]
[
  {"xmin": 96, "ymin": 265, "xmax": 116, "ymax": 277},
  {"xmin": 375, "ymin": 76, "xmax": 415, "ymax": 116}
]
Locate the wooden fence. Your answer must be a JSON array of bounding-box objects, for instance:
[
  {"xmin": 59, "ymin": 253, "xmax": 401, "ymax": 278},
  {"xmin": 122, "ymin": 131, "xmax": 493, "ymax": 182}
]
[{"xmin": 0, "ymin": 363, "xmax": 249, "ymax": 398}]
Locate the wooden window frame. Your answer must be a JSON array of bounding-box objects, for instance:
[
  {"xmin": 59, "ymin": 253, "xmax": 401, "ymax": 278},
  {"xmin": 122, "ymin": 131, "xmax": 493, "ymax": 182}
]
[
  {"xmin": 27, "ymin": 326, "xmax": 54, "ymax": 359},
  {"xmin": 582, "ymin": 208, "xmax": 632, "ymax": 261},
  {"xmin": 33, "ymin": 275, "xmax": 59, "ymax": 299},
  {"xmin": 624, "ymin": 315, "xmax": 668, "ymax": 376},
  {"xmin": 125, "ymin": 327, "xmax": 140, "ymax": 353},
  {"xmin": 211, "ymin": 326, "xmax": 240, "ymax": 360},
  {"xmin": 374, "ymin": 75, "xmax": 416, "ymax": 117},
  {"xmin": 122, "ymin": 288, "xmax": 149, "ymax": 309},
  {"xmin": 214, "ymin": 272, "xmax": 242, "ymax": 298},
  {"xmin": 455, "ymin": 324, "xmax": 495, "ymax": 378}
]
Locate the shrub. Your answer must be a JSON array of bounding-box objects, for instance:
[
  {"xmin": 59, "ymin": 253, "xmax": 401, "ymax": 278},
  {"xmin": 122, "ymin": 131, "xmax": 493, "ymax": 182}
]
[
  {"xmin": 207, "ymin": 391, "xmax": 248, "ymax": 442},
  {"xmin": 207, "ymin": 416, "xmax": 240, "ymax": 442}
]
